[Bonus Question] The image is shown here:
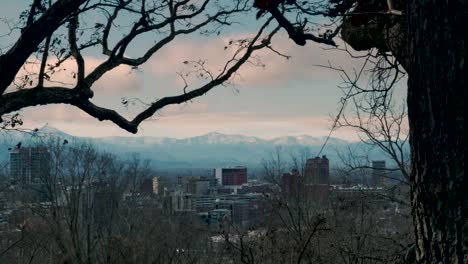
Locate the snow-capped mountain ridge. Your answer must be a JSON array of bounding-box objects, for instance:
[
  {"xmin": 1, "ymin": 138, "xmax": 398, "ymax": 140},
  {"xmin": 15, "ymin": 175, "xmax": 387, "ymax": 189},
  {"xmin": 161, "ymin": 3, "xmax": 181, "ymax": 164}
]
[
  {"xmin": 3, "ymin": 127, "xmax": 350, "ymax": 146},
  {"xmin": 1, "ymin": 127, "xmax": 375, "ymax": 168},
  {"xmin": 96, "ymin": 132, "xmax": 348, "ymax": 146}
]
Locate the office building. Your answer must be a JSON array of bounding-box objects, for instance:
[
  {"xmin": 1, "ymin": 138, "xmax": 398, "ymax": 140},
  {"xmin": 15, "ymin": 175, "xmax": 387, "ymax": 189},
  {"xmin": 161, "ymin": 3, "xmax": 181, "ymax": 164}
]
[
  {"xmin": 214, "ymin": 166, "xmax": 247, "ymax": 187},
  {"xmin": 305, "ymin": 156, "xmax": 329, "ymax": 185},
  {"xmin": 140, "ymin": 178, "xmax": 153, "ymax": 194},
  {"xmin": 184, "ymin": 177, "xmax": 210, "ymax": 195},
  {"xmin": 281, "ymin": 169, "xmax": 300, "ymax": 195},
  {"xmin": 371, "ymin": 160, "xmax": 386, "ymax": 187},
  {"xmin": 152, "ymin": 177, "xmax": 161, "ymax": 195},
  {"xmin": 170, "ymin": 191, "xmax": 193, "ymax": 212},
  {"xmin": 10, "ymin": 147, "xmax": 50, "ymax": 185}
]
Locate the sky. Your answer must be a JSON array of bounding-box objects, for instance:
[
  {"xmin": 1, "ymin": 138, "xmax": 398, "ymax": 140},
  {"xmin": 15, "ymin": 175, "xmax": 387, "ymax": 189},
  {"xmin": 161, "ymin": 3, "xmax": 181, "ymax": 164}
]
[{"xmin": 0, "ymin": 1, "xmax": 407, "ymax": 140}]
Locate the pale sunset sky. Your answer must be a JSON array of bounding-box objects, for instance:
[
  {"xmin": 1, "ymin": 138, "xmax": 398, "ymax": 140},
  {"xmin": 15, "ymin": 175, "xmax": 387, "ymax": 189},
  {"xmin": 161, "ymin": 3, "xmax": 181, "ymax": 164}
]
[{"xmin": 0, "ymin": 1, "xmax": 406, "ymax": 140}]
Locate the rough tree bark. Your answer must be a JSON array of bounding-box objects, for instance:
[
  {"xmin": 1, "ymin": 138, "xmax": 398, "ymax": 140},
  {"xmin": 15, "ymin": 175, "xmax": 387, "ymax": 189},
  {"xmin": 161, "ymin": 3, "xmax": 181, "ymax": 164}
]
[{"xmin": 406, "ymin": 0, "xmax": 466, "ymax": 263}]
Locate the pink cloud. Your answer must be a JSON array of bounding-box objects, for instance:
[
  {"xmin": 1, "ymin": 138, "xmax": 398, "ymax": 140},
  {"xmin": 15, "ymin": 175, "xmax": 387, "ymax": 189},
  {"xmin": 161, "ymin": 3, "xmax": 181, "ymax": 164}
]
[
  {"xmin": 86, "ymin": 59, "xmax": 144, "ymax": 96},
  {"xmin": 144, "ymin": 33, "xmax": 365, "ymax": 89},
  {"xmin": 161, "ymin": 102, "xmax": 209, "ymax": 115},
  {"xmin": 21, "ymin": 104, "xmax": 94, "ymax": 123}
]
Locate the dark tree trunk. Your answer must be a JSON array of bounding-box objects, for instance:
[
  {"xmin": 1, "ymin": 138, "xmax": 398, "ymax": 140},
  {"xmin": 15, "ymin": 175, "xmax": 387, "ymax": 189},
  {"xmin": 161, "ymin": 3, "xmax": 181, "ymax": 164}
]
[{"xmin": 406, "ymin": 0, "xmax": 466, "ymax": 263}]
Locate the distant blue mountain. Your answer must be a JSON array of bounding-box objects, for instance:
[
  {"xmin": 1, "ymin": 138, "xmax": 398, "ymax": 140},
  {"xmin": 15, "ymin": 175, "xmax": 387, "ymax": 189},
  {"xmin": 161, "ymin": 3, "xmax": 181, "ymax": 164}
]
[{"xmin": 0, "ymin": 127, "xmax": 399, "ymax": 169}]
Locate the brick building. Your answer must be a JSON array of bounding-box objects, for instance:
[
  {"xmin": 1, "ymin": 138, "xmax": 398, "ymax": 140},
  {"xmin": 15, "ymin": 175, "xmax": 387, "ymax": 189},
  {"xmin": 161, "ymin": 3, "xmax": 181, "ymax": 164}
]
[{"xmin": 214, "ymin": 166, "xmax": 247, "ymax": 186}]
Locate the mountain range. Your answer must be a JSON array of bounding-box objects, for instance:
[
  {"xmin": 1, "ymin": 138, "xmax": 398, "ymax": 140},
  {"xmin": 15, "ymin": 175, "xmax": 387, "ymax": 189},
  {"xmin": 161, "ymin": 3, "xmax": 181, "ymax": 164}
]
[{"xmin": 0, "ymin": 127, "xmax": 390, "ymax": 169}]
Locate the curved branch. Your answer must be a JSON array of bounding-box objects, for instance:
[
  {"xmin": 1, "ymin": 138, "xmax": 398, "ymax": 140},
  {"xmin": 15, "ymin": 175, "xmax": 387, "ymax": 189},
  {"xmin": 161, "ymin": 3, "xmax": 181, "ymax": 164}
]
[{"xmin": 68, "ymin": 15, "xmax": 85, "ymax": 85}]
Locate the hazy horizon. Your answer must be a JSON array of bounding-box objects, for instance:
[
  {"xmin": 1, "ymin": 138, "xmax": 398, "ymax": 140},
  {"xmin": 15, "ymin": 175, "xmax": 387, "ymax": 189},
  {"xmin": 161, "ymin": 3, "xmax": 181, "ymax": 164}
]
[{"xmin": 20, "ymin": 125, "xmax": 358, "ymax": 142}]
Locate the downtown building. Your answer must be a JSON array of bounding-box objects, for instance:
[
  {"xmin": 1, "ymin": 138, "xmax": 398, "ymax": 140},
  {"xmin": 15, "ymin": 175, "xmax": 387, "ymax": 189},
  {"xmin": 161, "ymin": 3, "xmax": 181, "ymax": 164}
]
[
  {"xmin": 214, "ymin": 166, "xmax": 247, "ymax": 187},
  {"xmin": 281, "ymin": 168, "xmax": 300, "ymax": 196},
  {"xmin": 371, "ymin": 160, "xmax": 387, "ymax": 187},
  {"xmin": 305, "ymin": 155, "xmax": 330, "ymax": 185},
  {"xmin": 10, "ymin": 147, "xmax": 50, "ymax": 185},
  {"xmin": 304, "ymin": 155, "xmax": 331, "ymax": 201},
  {"xmin": 183, "ymin": 176, "xmax": 218, "ymax": 195},
  {"xmin": 194, "ymin": 193, "xmax": 265, "ymax": 227}
]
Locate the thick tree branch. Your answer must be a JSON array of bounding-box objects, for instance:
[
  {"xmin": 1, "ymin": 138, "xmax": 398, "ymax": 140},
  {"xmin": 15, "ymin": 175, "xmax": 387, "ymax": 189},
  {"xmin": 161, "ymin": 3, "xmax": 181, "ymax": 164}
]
[
  {"xmin": 102, "ymin": 4, "xmax": 124, "ymax": 56},
  {"xmin": 68, "ymin": 15, "xmax": 85, "ymax": 85},
  {"xmin": 0, "ymin": 86, "xmax": 92, "ymax": 115},
  {"xmin": 25, "ymin": 0, "xmax": 46, "ymax": 27},
  {"xmin": 0, "ymin": 0, "xmax": 87, "ymax": 94},
  {"xmin": 38, "ymin": 34, "xmax": 52, "ymax": 87}
]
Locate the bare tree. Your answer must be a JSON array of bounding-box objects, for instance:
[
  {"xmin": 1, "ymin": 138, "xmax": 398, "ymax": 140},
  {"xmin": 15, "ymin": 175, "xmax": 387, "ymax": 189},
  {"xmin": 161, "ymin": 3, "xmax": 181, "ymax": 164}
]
[
  {"xmin": 256, "ymin": 1, "xmax": 465, "ymax": 262},
  {"xmin": 251, "ymin": 148, "xmax": 329, "ymax": 263},
  {"xmin": 335, "ymin": 95, "xmax": 410, "ymax": 184},
  {"xmin": 0, "ymin": 140, "xmax": 126, "ymax": 263},
  {"xmin": 257, "ymin": 147, "xmax": 413, "ymax": 263},
  {"xmin": 124, "ymin": 153, "xmax": 152, "ymax": 196}
]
